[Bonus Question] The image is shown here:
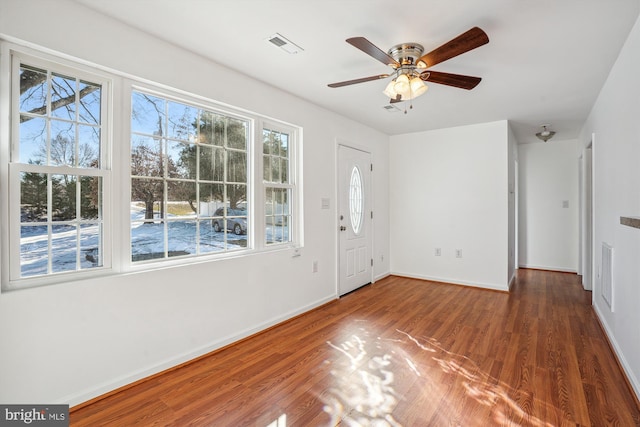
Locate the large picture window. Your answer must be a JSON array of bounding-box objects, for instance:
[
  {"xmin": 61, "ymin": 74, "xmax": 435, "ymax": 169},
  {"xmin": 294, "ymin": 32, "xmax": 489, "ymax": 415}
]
[
  {"xmin": 130, "ymin": 91, "xmax": 250, "ymax": 261},
  {"xmin": 9, "ymin": 58, "xmax": 108, "ymax": 283},
  {"xmin": 2, "ymin": 43, "xmax": 301, "ymax": 290}
]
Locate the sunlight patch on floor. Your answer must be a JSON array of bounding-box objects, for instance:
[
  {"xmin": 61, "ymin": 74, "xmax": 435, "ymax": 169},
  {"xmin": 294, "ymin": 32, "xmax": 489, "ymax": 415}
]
[
  {"xmin": 265, "ymin": 413, "xmax": 286, "ymax": 427},
  {"xmin": 319, "ymin": 325, "xmax": 563, "ymax": 426},
  {"xmin": 396, "ymin": 329, "xmax": 557, "ymax": 427},
  {"xmin": 322, "ymin": 328, "xmax": 404, "ymax": 426}
]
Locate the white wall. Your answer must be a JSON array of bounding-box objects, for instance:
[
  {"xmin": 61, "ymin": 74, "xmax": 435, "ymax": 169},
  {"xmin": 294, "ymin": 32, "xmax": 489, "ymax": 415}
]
[
  {"xmin": 0, "ymin": 0, "xmax": 390, "ymax": 405},
  {"xmin": 518, "ymin": 140, "xmax": 579, "ymax": 272},
  {"xmin": 389, "ymin": 120, "xmax": 510, "ymax": 291},
  {"xmin": 580, "ymin": 13, "xmax": 640, "ymax": 399}
]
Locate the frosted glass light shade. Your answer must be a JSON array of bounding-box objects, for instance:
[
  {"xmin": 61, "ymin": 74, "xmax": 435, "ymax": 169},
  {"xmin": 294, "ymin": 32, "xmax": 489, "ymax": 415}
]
[
  {"xmin": 410, "ymin": 77, "xmax": 428, "ymax": 98},
  {"xmin": 383, "ymin": 80, "xmax": 397, "ymax": 98},
  {"xmin": 382, "ymin": 74, "xmax": 429, "ymax": 101},
  {"xmin": 393, "ymin": 74, "xmax": 410, "ymax": 95}
]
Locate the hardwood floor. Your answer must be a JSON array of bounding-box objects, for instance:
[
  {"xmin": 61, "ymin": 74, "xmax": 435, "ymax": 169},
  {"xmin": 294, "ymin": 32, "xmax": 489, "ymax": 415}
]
[{"xmin": 71, "ymin": 270, "xmax": 640, "ymax": 426}]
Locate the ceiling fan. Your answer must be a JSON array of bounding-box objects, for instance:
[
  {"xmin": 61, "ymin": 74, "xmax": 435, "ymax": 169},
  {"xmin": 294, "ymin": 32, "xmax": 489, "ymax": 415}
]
[{"xmin": 328, "ymin": 27, "xmax": 489, "ymax": 106}]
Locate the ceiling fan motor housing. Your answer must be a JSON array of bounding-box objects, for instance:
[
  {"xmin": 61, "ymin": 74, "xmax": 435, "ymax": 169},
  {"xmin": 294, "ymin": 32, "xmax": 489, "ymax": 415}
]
[{"xmin": 387, "ymin": 43, "xmax": 425, "ymax": 68}]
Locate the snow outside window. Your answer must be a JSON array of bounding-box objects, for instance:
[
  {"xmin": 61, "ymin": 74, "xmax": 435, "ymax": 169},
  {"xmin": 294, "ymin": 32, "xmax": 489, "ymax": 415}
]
[
  {"xmin": 1, "ymin": 42, "xmax": 301, "ymax": 290},
  {"xmin": 130, "ymin": 91, "xmax": 250, "ymax": 262},
  {"xmin": 7, "ymin": 58, "xmax": 110, "ymax": 286},
  {"xmin": 263, "ymin": 127, "xmax": 294, "ymax": 245}
]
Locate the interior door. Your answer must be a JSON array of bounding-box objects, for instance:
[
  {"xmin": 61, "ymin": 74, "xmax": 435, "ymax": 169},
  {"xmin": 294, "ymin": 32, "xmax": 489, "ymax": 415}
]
[{"xmin": 338, "ymin": 145, "xmax": 372, "ymax": 295}]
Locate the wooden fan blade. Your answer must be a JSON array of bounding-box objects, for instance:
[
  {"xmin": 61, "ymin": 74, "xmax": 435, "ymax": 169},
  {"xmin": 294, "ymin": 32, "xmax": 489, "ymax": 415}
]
[
  {"xmin": 421, "ymin": 70, "xmax": 482, "ymax": 90},
  {"xmin": 346, "ymin": 37, "xmax": 400, "ymax": 68},
  {"xmin": 417, "ymin": 27, "xmax": 489, "ymax": 68},
  {"xmin": 328, "ymin": 74, "xmax": 390, "ymax": 88}
]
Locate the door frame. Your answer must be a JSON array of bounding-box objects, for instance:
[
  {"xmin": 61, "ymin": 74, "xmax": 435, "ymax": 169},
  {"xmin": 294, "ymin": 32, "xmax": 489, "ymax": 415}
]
[
  {"xmin": 579, "ymin": 137, "xmax": 594, "ymax": 291},
  {"xmin": 335, "ymin": 140, "xmax": 374, "ymax": 297}
]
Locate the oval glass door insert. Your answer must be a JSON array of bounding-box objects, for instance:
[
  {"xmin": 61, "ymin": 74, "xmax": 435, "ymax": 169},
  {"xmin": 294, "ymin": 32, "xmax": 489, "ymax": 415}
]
[{"xmin": 349, "ymin": 166, "xmax": 364, "ymax": 234}]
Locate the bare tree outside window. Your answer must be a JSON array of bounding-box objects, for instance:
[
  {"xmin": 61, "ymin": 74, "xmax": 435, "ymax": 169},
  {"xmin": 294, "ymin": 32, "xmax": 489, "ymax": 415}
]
[
  {"xmin": 6, "ymin": 51, "xmax": 299, "ymax": 290},
  {"xmin": 130, "ymin": 91, "xmax": 250, "ymax": 261},
  {"xmin": 14, "ymin": 62, "xmax": 105, "ymax": 279},
  {"xmin": 263, "ymin": 128, "xmax": 292, "ymax": 244}
]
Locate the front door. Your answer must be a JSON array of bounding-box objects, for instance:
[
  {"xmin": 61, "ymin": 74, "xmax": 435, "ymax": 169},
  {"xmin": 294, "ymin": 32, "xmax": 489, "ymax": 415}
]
[{"xmin": 338, "ymin": 145, "xmax": 372, "ymax": 295}]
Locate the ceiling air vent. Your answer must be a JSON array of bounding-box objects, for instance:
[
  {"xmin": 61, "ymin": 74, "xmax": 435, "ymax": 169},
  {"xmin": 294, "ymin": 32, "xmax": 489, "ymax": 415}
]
[
  {"xmin": 383, "ymin": 104, "xmax": 401, "ymax": 113},
  {"xmin": 266, "ymin": 33, "xmax": 304, "ymax": 54}
]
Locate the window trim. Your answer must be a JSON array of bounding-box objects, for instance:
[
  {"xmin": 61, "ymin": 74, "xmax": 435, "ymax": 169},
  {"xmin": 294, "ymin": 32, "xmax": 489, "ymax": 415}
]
[
  {"xmin": 261, "ymin": 121, "xmax": 298, "ymax": 247},
  {"xmin": 0, "ymin": 40, "xmax": 302, "ymax": 291},
  {"xmin": 128, "ymin": 85, "xmax": 256, "ymax": 265},
  {"xmin": 8, "ymin": 162, "xmax": 112, "ymax": 287},
  {"xmin": 122, "ymin": 86, "xmax": 303, "ymax": 274},
  {"xmin": 2, "ymin": 46, "xmax": 114, "ymax": 291}
]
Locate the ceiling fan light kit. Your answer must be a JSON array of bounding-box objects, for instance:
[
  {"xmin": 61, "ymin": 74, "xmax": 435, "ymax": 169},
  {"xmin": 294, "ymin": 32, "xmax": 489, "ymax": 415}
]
[
  {"xmin": 328, "ymin": 27, "xmax": 489, "ymax": 113},
  {"xmin": 383, "ymin": 72, "xmax": 429, "ymax": 101},
  {"xmin": 381, "ymin": 43, "xmax": 431, "ymax": 111}
]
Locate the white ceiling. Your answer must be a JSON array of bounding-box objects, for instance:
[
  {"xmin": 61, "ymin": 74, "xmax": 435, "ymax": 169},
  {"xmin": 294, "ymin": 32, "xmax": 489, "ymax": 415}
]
[{"xmin": 74, "ymin": 0, "xmax": 639, "ymax": 144}]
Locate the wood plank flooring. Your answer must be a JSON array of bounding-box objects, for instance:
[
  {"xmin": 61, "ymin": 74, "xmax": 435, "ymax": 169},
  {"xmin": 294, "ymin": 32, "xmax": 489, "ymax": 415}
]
[{"xmin": 70, "ymin": 270, "xmax": 640, "ymax": 426}]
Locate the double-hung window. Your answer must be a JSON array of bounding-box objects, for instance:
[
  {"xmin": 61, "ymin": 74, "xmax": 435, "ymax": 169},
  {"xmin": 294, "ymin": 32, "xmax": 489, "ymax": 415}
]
[
  {"xmin": 7, "ymin": 53, "xmax": 110, "ymax": 286},
  {"xmin": 130, "ymin": 90, "xmax": 250, "ymax": 262},
  {"xmin": 2, "ymin": 42, "xmax": 301, "ymax": 291},
  {"xmin": 263, "ymin": 126, "xmax": 295, "ymax": 245}
]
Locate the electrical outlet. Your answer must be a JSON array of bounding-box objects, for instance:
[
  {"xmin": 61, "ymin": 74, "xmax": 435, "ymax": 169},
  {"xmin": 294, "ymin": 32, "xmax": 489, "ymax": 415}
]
[
  {"xmin": 435, "ymin": 248, "xmax": 441, "ymax": 256},
  {"xmin": 456, "ymin": 249, "xmax": 463, "ymax": 258}
]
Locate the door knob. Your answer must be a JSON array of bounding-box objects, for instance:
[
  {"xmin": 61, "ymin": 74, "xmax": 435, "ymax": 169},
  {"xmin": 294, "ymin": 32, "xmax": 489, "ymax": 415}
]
[{"xmin": 340, "ymin": 226, "xmax": 347, "ymax": 231}]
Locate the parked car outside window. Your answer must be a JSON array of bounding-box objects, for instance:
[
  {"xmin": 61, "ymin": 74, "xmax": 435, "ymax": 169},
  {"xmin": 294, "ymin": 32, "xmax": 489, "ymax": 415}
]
[{"xmin": 212, "ymin": 208, "xmax": 247, "ymax": 235}]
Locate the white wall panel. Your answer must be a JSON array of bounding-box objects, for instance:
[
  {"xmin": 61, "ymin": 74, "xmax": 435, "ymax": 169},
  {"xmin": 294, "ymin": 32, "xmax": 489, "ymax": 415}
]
[
  {"xmin": 518, "ymin": 139, "xmax": 579, "ymax": 272},
  {"xmin": 0, "ymin": 0, "xmax": 391, "ymax": 405},
  {"xmin": 389, "ymin": 121, "xmax": 510, "ymax": 291},
  {"xmin": 580, "ymin": 13, "xmax": 640, "ymax": 399}
]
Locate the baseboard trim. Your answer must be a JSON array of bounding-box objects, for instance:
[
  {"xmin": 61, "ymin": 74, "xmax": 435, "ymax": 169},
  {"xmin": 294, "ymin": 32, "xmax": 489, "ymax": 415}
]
[
  {"xmin": 68, "ymin": 294, "xmax": 337, "ymax": 410},
  {"xmin": 518, "ymin": 264, "xmax": 577, "ymax": 274},
  {"xmin": 593, "ymin": 304, "xmax": 640, "ymax": 407},
  {"xmin": 508, "ymin": 272, "xmax": 517, "ymax": 290},
  {"xmin": 389, "ymin": 271, "xmax": 509, "ymax": 292},
  {"xmin": 374, "ymin": 272, "xmax": 391, "ymax": 283}
]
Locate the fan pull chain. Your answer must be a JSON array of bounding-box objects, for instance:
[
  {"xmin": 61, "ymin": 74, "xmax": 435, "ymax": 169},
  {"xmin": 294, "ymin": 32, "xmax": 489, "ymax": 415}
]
[{"xmin": 405, "ymin": 82, "xmax": 414, "ymax": 114}]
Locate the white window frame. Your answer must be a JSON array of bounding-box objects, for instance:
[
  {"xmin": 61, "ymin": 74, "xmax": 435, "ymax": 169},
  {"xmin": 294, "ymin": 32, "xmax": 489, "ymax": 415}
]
[
  {"xmin": 1, "ymin": 45, "xmax": 113, "ymax": 291},
  {"xmin": 0, "ymin": 40, "xmax": 302, "ymax": 291},
  {"xmin": 128, "ymin": 86, "xmax": 254, "ymax": 264},
  {"xmin": 260, "ymin": 121, "xmax": 299, "ymax": 247}
]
